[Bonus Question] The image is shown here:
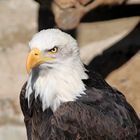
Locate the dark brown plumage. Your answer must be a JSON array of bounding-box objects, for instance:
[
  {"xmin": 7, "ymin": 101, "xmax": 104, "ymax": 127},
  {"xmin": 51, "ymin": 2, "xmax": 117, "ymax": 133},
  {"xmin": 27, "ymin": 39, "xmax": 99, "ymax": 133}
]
[{"xmin": 20, "ymin": 70, "xmax": 140, "ymax": 140}]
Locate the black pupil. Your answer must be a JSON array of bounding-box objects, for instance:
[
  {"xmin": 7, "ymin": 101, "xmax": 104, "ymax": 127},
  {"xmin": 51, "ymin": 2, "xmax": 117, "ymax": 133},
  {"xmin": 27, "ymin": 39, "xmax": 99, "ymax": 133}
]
[{"xmin": 52, "ymin": 48, "xmax": 56, "ymax": 51}]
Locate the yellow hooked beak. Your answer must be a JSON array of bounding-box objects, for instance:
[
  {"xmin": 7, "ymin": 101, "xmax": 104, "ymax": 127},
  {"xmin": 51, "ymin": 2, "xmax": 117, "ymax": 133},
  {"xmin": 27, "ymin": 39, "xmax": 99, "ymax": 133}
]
[{"xmin": 26, "ymin": 48, "xmax": 53, "ymax": 74}]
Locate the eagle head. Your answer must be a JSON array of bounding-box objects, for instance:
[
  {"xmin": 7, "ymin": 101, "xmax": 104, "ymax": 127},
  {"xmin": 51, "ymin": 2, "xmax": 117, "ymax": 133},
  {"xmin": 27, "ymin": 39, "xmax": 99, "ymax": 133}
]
[{"xmin": 26, "ymin": 29, "xmax": 88, "ymax": 111}]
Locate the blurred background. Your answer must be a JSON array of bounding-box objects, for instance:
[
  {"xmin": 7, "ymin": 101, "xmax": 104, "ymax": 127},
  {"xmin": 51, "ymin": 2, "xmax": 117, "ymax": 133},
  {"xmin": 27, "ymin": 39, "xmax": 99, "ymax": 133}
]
[{"xmin": 0, "ymin": 0, "xmax": 140, "ymax": 139}]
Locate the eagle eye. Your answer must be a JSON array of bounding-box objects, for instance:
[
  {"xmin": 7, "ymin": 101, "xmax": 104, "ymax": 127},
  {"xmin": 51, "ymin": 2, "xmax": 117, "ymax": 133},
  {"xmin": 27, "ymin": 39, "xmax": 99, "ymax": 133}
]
[{"xmin": 49, "ymin": 47, "xmax": 58, "ymax": 53}]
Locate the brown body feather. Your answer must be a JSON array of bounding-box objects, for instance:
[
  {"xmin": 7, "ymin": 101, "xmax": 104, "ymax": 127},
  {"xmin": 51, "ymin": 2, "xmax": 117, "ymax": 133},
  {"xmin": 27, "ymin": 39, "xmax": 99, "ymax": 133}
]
[{"xmin": 20, "ymin": 71, "xmax": 140, "ymax": 140}]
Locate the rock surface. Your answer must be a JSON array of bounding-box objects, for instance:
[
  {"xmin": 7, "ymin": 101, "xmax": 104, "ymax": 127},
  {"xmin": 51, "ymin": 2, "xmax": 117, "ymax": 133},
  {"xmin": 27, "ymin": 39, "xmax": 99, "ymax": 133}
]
[
  {"xmin": 106, "ymin": 52, "xmax": 140, "ymax": 117},
  {"xmin": 0, "ymin": 0, "xmax": 37, "ymax": 139},
  {"xmin": 0, "ymin": 125, "xmax": 26, "ymax": 140}
]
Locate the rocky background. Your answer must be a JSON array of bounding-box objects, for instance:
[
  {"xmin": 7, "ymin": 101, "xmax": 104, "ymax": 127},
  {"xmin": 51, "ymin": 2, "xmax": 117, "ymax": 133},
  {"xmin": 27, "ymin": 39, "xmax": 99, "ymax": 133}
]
[
  {"xmin": 0, "ymin": 0, "xmax": 139, "ymax": 139},
  {"xmin": 0, "ymin": 0, "xmax": 37, "ymax": 139}
]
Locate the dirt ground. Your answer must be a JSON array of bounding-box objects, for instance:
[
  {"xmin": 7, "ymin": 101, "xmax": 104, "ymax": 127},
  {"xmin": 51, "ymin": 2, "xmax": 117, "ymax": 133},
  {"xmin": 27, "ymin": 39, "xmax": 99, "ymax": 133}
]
[{"xmin": 0, "ymin": 0, "xmax": 139, "ymax": 139}]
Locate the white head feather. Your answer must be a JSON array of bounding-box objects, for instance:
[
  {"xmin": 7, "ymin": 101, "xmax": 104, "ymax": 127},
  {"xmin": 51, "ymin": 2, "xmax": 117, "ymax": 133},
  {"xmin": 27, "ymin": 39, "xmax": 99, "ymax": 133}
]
[{"xmin": 26, "ymin": 29, "xmax": 88, "ymax": 111}]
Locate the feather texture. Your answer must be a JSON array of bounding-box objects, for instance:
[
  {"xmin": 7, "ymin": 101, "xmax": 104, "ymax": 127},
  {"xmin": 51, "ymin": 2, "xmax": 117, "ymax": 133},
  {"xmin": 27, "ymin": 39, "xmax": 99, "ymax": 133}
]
[{"xmin": 20, "ymin": 70, "xmax": 140, "ymax": 140}]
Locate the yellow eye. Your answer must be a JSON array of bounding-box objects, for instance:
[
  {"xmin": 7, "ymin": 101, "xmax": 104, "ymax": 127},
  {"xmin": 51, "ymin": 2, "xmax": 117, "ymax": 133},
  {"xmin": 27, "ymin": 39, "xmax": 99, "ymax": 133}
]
[{"xmin": 49, "ymin": 47, "xmax": 58, "ymax": 53}]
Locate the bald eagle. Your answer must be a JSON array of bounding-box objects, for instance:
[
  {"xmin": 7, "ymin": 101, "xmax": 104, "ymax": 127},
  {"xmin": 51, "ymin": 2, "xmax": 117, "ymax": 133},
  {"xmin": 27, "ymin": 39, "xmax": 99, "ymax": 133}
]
[{"xmin": 20, "ymin": 29, "xmax": 140, "ymax": 140}]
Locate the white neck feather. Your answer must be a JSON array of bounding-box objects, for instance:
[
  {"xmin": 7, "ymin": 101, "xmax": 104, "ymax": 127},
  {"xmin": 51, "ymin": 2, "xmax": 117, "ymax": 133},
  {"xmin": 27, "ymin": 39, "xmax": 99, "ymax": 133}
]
[{"xmin": 26, "ymin": 58, "xmax": 88, "ymax": 112}]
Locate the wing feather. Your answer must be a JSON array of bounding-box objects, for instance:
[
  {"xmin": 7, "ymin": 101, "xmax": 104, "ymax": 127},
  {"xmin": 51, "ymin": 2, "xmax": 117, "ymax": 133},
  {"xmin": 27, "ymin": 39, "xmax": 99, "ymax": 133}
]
[{"xmin": 20, "ymin": 82, "xmax": 32, "ymax": 140}]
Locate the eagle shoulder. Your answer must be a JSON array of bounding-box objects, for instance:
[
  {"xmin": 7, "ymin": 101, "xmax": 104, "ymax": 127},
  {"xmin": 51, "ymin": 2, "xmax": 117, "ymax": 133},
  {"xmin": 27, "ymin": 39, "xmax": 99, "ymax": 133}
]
[{"xmin": 50, "ymin": 86, "xmax": 139, "ymax": 140}]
